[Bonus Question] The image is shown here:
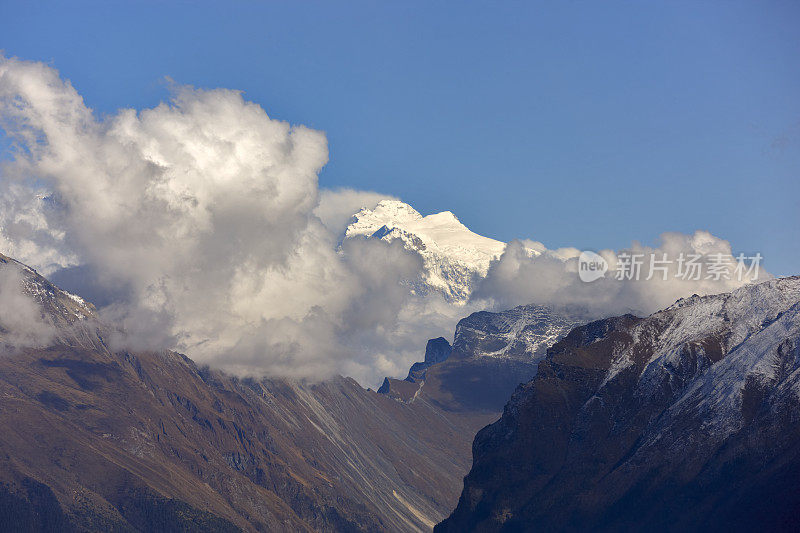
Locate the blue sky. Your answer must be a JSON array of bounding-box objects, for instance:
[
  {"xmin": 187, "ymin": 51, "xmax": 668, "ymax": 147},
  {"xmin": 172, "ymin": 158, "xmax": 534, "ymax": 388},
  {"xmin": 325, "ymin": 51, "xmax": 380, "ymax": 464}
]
[{"xmin": 2, "ymin": 1, "xmax": 798, "ymax": 274}]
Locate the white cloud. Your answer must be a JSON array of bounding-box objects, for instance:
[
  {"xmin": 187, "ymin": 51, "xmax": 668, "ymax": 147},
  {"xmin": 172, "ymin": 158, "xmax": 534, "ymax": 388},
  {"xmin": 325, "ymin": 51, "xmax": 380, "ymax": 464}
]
[
  {"xmin": 0, "ymin": 55, "xmax": 465, "ymax": 385},
  {"xmin": 472, "ymin": 231, "xmax": 770, "ymax": 317}
]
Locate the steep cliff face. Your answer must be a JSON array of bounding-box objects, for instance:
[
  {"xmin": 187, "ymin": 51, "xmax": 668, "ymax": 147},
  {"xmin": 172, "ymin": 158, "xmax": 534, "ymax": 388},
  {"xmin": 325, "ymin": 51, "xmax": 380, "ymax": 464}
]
[
  {"xmin": 405, "ymin": 337, "xmax": 452, "ymax": 383},
  {"xmin": 438, "ymin": 277, "xmax": 800, "ymax": 532},
  {"xmin": 0, "ymin": 253, "xmax": 494, "ymax": 532}
]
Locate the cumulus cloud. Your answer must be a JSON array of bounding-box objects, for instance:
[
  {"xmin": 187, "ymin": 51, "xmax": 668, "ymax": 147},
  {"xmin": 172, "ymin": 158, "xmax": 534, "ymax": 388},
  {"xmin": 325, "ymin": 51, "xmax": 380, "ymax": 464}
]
[
  {"xmin": 0, "ymin": 184, "xmax": 78, "ymax": 275},
  {"xmin": 472, "ymin": 231, "xmax": 770, "ymax": 317},
  {"xmin": 0, "ymin": 55, "xmax": 464, "ymax": 384}
]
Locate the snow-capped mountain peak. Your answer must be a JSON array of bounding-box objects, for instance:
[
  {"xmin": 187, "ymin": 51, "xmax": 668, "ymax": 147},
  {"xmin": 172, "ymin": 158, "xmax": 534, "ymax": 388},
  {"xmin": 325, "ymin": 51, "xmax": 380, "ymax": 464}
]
[
  {"xmin": 344, "ymin": 200, "xmax": 506, "ymax": 303},
  {"xmin": 346, "ymin": 200, "xmax": 424, "ymax": 235}
]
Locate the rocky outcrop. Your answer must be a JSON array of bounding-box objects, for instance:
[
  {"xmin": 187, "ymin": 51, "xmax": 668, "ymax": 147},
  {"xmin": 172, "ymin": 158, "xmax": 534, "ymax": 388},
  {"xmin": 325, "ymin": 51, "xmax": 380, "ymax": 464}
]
[
  {"xmin": 405, "ymin": 337, "xmax": 452, "ymax": 382},
  {"xmin": 449, "ymin": 304, "xmax": 587, "ymax": 362},
  {"xmin": 438, "ymin": 277, "xmax": 800, "ymax": 532}
]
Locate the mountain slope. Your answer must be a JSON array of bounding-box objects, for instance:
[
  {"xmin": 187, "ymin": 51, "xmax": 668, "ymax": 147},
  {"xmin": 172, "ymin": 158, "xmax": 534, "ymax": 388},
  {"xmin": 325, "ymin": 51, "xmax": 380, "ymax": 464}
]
[
  {"xmin": 344, "ymin": 200, "xmax": 506, "ymax": 303},
  {"xmin": 438, "ymin": 277, "xmax": 800, "ymax": 532},
  {"xmin": 0, "ymin": 253, "xmax": 495, "ymax": 532}
]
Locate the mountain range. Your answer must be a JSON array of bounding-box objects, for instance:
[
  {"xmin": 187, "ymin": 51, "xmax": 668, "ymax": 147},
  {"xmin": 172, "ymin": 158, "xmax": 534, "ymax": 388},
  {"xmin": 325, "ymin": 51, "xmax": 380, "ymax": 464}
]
[
  {"xmin": 438, "ymin": 276, "xmax": 800, "ymax": 532},
  {"xmin": 0, "ymin": 250, "xmax": 579, "ymax": 531},
  {"xmin": 2, "ymin": 211, "xmax": 800, "ymax": 532}
]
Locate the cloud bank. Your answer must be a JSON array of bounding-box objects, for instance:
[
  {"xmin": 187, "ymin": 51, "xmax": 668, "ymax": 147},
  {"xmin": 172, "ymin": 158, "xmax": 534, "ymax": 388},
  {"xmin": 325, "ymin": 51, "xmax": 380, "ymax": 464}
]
[
  {"xmin": 0, "ymin": 56, "xmax": 768, "ymax": 384},
  {"xmin": 473, "ymin": 231, "xmax": 769, "ymax": 317}
]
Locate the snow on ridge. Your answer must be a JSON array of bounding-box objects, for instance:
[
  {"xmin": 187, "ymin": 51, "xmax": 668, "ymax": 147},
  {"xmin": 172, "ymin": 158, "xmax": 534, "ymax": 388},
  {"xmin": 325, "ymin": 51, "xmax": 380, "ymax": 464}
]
[
  {"xmin": 642, "ymin": 302, "xmax": 800, "ymax": 451},
  {"xmin": 65, "ymin": 290, "xmax": 86, "ymax": 307},
  {"xmin": 594, "ymin": 277, "xmax": 800, "ymax": 400},
  {"xmin": 648, "ymin": 276, "xmax": 800, "ymax": 356},
  {"xmin": 345, "ymin": 200, "xmax": 423, "ymax": 238},
  {"xmin": 597, "ymin": 276, "xmax": 800, "ymax": 447}
]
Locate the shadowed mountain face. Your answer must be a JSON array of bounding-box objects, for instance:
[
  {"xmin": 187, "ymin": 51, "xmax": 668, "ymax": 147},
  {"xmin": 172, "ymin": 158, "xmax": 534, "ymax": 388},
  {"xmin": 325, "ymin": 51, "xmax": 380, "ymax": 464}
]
[
  {"xmin": 0, "ymin": 253, "xmax": 498, "ymax": 532},
  {"xmin": 0, "ymin": 347, "xmax": 497, "ymax": 532},
  {"xmin": 404, "ymin": 337, "xmax": 452, "ymax": 383},
  {"xmin": 438, "ymin": 277, "xmax": 800, "ymax": 533}
]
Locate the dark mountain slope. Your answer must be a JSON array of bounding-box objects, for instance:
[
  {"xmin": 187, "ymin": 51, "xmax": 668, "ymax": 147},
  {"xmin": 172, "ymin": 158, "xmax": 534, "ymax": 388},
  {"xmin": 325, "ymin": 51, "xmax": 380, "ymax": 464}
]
[
  {"xmin": 0, "ymin": 253, "xmax": 495, "ymax": 532},
  {"xmin": 438, "ymin": 277, "xmax": 800, "ymax": 532}
]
